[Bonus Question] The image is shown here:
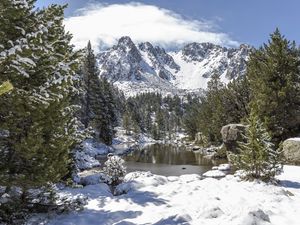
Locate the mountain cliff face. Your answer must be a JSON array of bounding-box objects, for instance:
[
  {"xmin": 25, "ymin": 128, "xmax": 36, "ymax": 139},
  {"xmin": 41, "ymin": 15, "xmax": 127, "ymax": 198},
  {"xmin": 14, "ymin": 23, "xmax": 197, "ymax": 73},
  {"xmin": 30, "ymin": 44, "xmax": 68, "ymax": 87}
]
[{"xmin": 97, "ymin": 36, "xmax": 252, "ymax": 96}]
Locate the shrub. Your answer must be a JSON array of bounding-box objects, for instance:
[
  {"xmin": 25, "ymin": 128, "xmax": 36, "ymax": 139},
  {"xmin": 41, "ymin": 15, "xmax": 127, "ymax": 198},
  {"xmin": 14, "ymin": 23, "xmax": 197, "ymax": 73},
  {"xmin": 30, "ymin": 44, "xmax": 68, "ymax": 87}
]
[{"xmin": 104, "ymin": 154, "xmax": 126, "ymax": 186}]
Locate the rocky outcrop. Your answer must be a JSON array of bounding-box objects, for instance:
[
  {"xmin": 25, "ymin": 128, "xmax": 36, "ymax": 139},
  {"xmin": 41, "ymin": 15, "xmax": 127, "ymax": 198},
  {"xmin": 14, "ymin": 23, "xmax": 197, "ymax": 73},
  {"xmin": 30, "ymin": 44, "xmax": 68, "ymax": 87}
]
[
  {"xmin": 283, "ymin": 138, "xmax": 300, "ymax": 165},
  {"xmin": 221, "ymin": 124, "xmax": 247, "ymax": 153}
]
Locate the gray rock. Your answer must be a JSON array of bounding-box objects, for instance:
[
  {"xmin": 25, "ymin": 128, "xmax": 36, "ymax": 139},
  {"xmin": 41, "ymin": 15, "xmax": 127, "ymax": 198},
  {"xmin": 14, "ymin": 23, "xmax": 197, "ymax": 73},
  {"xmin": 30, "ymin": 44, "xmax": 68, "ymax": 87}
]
[
  {"xmin": 247, "ymin": 209, "xmax": 270, "ymax": 223},
  {"xmin": 283, "ymin": 138, "xmax": 300, "ymax": 165},
  {"xmin": 0, "ymin": 193, "xmax": 11, "ymax": 204},
  {"xmin": 202, "ymin": 206, "xmax": 224, "ymax": 219},
  {"xmin": 7, "ymin": 186, "xmax": 23, "ymax": 198},
  {"xmin": 221, "ymin": 124, "xmax": 247, "ymax": 153},
  {"xmin": 0, "ymin": 186, "xmax": 6, "ymax": 195}
]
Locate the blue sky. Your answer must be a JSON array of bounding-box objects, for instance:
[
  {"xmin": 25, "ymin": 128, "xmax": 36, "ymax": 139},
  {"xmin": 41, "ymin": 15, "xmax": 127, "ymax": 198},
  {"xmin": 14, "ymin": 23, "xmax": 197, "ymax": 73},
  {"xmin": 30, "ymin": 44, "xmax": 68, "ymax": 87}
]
[{"xmin": 36, "ymin": 0, "xmax": 300, "ymax": 50}]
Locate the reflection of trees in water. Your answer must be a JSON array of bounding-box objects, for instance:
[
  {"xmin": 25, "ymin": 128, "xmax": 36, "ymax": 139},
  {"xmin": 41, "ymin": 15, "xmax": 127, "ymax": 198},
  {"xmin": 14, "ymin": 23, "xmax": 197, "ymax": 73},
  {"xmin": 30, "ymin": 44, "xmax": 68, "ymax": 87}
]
[
  {"xmin": 125, "ymin": 144, "xmax": 224, "ymax": 165},
  {"xmin": 193, "ymin": 153, "xmax": 215, "ymax": 166}
]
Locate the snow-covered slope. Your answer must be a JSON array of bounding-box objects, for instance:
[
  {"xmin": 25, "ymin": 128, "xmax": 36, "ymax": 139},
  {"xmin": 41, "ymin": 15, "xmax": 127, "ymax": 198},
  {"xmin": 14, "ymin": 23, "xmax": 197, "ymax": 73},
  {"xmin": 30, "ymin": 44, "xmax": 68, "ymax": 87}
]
[
  {"xmin": 39, "ymin": 166, "xmax": 300, "ymax": 225},
  {"xmin": 97, "ymin": 37, "xmax": 251, "ymax": 96},
  {"xmin": 170, "ymin": 43, "xmax": 250, "ymax": 90}
]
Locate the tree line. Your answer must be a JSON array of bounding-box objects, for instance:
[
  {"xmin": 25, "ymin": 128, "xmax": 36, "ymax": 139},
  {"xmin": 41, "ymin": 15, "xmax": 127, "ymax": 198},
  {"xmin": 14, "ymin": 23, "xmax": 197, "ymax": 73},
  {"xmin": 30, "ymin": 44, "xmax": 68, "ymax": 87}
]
[
  {"xmin": 122, "ymin": 92, "xmax": 184, "ymax": 140},
  {"xmin": 183, "ymin": 29, "xmax": 300, "ymax": 181},
  {"xmin": 183, "ymin": 29, "xmax": 300, "ymax": 148}
]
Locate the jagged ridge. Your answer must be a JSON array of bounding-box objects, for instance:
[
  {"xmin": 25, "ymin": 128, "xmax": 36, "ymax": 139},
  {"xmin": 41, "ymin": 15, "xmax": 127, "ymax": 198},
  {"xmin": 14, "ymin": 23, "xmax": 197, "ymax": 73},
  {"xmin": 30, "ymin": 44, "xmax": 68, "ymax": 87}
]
[{"xmin": 97, "ymin": 36, "xmax": 252, "ymax": 96}]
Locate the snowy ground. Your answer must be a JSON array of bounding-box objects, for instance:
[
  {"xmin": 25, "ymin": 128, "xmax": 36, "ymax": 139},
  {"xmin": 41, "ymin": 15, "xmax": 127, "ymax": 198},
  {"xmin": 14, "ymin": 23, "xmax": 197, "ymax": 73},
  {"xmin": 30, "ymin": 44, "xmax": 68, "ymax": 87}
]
[
  {"xmin": 30, "ymin": 166, "xmax": 300, "ymax": 225},
  {"xmin": 112, "ymin": 127, "xmax": 164, "ymax": 145}
]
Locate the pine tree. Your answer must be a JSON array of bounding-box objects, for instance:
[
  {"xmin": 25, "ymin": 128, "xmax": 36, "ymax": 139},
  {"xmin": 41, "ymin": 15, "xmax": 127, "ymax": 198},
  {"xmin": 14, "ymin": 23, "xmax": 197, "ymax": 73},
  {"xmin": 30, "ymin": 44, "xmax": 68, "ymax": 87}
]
[
  {"xmin": 0, "ymin": 2, "xmax": 81, "ymax": 189},
  {"xmin": 183, "ymin": 74, "xmax": 251, "ymax": 143},
  {"xmin": 97, "ymin": 78, "xmax": 117, "ymax": 144},
  {"xmin": 151, "ymin": 124, "xmax": 160, "ymax": 140},
  {"xmin": 123, "ymin": 111, "xmax": 132, "ymax": 135},
  {"xmin": 247, "ymin": 29, "xmax": 300, "ymax": 145},
  {"xmin": 156, "ymin": 109, "xmax": 165, "ymax": 139},
  {"xmin": 104, "ymin": 155, "xmax": 126, "ymax": 186},
  {"xmin": 79, "ymin": 42, "xmax": 117, "ymax": 145},
  {"xmin": 80, "ymin": 41, "xmax": 100, "ymax": 128},
  {"xmin": 0, "ymin": 81, "xmax": 13, "ymax": 96},
  {"xmin": 223, "ymin": 76, "xmax": 250, "ymax": 123},
  {"xmin": 232, "ymin": 111, "xmax": 283, "ymax": 181}
]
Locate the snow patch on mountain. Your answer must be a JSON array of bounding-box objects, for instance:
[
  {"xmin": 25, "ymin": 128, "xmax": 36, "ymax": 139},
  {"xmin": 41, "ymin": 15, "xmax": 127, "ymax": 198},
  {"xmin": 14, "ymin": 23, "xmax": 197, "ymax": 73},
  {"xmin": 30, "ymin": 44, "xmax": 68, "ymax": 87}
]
[{"xmin": 170, "ymin": 43, "xmax": 250, "ymax": 90}]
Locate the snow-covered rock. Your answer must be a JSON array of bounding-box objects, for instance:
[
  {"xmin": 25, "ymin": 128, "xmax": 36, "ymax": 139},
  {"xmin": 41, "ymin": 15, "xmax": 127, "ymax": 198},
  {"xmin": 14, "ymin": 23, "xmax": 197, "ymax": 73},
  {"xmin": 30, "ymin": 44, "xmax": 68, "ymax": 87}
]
[
  {"xmin": 203, "ymin": 170, "xmax": 226, "ymax": 178},
  {"xmin": 74, "ymin": 139, "xmax": 114, "ymax": 171},
  {"xmin": 212, "ymin": 166, "xmax": 219, "ymax": 170},
  {"xmin": 218, "ymin": 163, "xmax": 231, "ymax": 171},
  {"xmin": 74, "ymin": 151, "xmax": 101, "ymax": 171},
  {"xmin": 79, "ymin": 173, "xmax": 111, "ymax": 186},
  {"xmin": 80, "ymin": 139, "xmax": 113, "ymax": 157}
]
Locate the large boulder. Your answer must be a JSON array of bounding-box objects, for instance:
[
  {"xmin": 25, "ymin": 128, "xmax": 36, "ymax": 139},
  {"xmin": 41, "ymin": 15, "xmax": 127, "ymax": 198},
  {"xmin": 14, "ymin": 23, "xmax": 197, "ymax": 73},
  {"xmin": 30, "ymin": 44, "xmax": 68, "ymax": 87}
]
[
  {"xmin": 221, "ymin": 124, "xmax": 247, "ymax": 153},
  {"xmin": 283, "ymin": 138, "xmax": 300, "ymax": 165}
]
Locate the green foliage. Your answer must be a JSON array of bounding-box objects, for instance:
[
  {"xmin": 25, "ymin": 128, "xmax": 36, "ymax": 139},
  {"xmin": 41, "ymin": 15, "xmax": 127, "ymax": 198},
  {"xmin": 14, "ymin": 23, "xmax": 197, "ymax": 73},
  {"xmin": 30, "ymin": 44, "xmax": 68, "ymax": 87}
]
[
  {"xmin": 232, "ymin": 111, "xmax": 283, "ymax": 181},
  {"xmin": 247, "ymin": 28, "xmax": 300, "ymax": 145},
  {"xmin": 124, "ymin": 92, "xmax": 184, "ymax": 140},
  {"xmin": 104, "ymin": 155, "xmax": 126, "ymax": 186},
  {"xmin": 0, "ymin": 2, "xmax": 81, "ymax": 188},
  {"xmin": 122, "ymin": 111, "xmax": 132, "ymax": 135},
  {"xmin": 79, "ymin": 42, "xmax": 118, "ymax": 145},
  {"xmin": 183, "ymin": 74, "xmax": 250, "ymax": 143},
  {"xmin": 0, "ymin": 81, "xmax": 13, "ymax": 96}
]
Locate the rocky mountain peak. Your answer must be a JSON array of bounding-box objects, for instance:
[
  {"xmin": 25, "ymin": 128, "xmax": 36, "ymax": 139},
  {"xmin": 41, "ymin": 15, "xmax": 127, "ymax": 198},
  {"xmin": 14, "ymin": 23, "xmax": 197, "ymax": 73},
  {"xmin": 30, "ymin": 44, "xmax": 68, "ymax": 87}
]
[
  {"xmin": 138, "ymin": 42, "xmax": 155, "ymax": 52},
  {"xmin": 138, "ymin": 42, "xmax": 180, "ymax": 73},
  {"xmin": 182, "ymin": 42, "xmax": 225, "ymax": 61},
  {"xmin": 116, "ymin": 36, "xmax": 136, "ymax": 49},
  {"xmin": 97, "ymin": 37, "xmax": 251, "ymax": 96}
]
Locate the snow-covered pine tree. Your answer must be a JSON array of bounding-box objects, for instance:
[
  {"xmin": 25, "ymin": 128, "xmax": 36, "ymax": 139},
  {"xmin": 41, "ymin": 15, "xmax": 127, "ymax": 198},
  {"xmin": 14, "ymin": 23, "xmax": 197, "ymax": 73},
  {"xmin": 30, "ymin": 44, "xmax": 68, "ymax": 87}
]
[
  {"xmin": 79, "ymin": 42, "xmax": 117, "ymax": 145},
  {"xmin": 97, "ymin": 78, "xmax": 117, "ymax": 144},
  {"xmin": 122, "ymin": 111, "xmax": 132, "ymax": 135},
  {"xmin": 0, "ymin": 2, "xmax": 81, "ymax": 188},
  {"xmin": 104, "ymin": 154, "xmax": 126, "ymax": 186},
  {"xmin": 232, "ymin": 111, "xmax": 283, "ymax": 181},
  {"xmin": 80, "ymin": 41, "xmax": 100, "ymax": 128}
]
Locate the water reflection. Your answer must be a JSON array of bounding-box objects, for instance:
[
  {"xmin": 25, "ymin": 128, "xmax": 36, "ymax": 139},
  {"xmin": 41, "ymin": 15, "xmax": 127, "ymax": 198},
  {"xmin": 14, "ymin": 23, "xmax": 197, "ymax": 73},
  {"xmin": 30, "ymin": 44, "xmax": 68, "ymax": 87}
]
[{"xmin": 123, "ymin": 144, "xmax": 227, "ymax": 176}]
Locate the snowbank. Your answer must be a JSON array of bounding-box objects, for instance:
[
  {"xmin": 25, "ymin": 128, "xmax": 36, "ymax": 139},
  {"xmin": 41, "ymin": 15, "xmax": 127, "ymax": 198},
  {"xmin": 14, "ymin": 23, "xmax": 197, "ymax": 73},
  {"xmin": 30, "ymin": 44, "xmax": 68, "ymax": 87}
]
[
  {"xmin": 81, "ymin": 139, "xmax": 113, "ymax": 157},
  {"xmin": 218, "ymin": 163, "xmax": 231, "ymax": 171},
  {"xmin": 202, "ymin": 164, "xmax": 230, "ymax": 178},
  {"xmin": 39, "ymin": 166, "xmax": 300, "ymax": 225},
  {"xmin": 74, "ymin": 139, "xmax": 113, "ymax": 170},
  {"xmin": 203, "ymin": 169, "xmax": 226, "ymax": 178},
  {"xmin": 113, "ymin": 127, "xmax": 156, "ymax": 145}
]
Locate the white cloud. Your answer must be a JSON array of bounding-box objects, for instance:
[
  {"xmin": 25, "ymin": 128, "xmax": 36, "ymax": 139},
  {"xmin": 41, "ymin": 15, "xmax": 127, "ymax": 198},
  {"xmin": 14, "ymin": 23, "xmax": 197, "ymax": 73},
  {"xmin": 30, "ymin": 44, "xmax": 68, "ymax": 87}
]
[{"xmin": 64, "ymin": 2, "xmax": 238, "ymax": 51}]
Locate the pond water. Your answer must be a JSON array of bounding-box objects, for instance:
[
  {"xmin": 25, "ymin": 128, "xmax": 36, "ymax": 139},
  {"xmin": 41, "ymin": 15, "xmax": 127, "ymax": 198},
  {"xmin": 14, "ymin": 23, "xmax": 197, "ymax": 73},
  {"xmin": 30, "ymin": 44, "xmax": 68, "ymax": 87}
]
[{"xmin": 122, "ymin": 144, "xmax": 227, "ymax": 176}]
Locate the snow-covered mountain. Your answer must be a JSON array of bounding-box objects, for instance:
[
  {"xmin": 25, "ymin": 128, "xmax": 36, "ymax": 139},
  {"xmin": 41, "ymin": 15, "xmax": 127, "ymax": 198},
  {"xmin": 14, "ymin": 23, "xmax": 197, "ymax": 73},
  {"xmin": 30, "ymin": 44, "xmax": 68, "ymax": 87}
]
[{"xmin": 97, "ymin": 36, "xmax": 251, "ymax": 96}]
